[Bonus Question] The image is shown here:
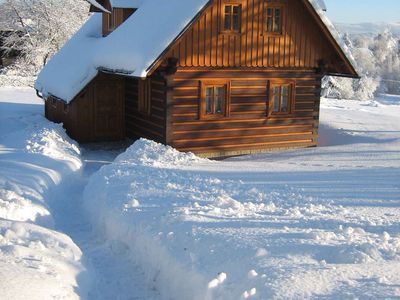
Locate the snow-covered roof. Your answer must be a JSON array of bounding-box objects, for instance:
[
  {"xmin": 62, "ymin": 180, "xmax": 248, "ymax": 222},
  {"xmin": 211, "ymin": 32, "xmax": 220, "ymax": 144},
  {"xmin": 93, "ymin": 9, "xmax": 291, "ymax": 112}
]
[
  {"xmin": 35, "ymin": 0, "xmax": 357, "ymax": 103},
  {"xmin": 314, "ymin": 0, "xmax": 327, "ymax": 11},
  {"xmin": 36, "ymin": 0, "xmax": 209, "ymax": 102}
]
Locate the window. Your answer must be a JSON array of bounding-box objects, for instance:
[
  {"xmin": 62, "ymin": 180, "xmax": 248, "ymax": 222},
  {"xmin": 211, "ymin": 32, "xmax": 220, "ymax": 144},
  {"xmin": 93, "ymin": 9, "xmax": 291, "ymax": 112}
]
[
  {"xmin": 222, "ymin": 4, "xmax": 241, "ymax": 33},
  {"xmin": 200, "ymin": 81, "xmax": 230, "ymax": 119},
  {"xmin": 265, "ymin": 4, "xmax": 283, "ymax": 34},
  {"xmin": 269, "ymin": 81, "xmax": 294, "ymax": 115},
  {"xmin": 138, "ymin": 79, "xmax": 151, "ymax": 116}
]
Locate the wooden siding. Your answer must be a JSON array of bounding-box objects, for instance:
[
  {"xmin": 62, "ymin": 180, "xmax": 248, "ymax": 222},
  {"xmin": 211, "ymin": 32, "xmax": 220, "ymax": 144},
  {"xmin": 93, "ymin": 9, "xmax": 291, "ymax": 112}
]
[
  {"xmin": 125, "ymin": 76, "xmax": 167, "ymax": 144},
  {"xmin": 45, "ymin": 73, "xmax": 124, "ymax": 142},
  {"xmin": 166, "ymin": 70, "xmax": 321, "ymax": 157},
  {"xmin": 165, "ymin": 0, "xmax": 344, "ymax": 73},
  {"xmin": 102, "ymin": 8, "xmax": 135, "ymax": 36}
]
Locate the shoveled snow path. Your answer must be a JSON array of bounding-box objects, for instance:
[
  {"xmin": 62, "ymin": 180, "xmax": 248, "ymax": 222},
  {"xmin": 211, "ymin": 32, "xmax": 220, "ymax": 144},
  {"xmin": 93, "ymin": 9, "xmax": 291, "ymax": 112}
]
[{"xmin": 49, "ymin": 146, "xmax": 159, "ymax": 300}]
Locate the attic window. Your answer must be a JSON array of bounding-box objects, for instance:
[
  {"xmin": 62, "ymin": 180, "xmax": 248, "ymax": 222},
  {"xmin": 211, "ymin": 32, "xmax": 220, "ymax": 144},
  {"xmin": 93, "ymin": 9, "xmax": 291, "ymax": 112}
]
[
  {"xmin": 222, "ymin": 4, "xmax": 241, "ymax": 33},
  {"xmin": 265, "ymin": 3, "xmax": 284, "ymax": 34}
]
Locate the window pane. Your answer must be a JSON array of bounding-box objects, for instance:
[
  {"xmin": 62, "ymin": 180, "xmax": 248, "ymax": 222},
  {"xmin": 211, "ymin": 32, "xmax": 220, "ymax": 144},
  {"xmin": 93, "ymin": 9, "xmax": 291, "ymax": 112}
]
[
  {"xmin": 232, "ymin": 6, "xmax": 240, "ymax": 31},
  {"xmin": 272, "ymin": 86, "xmax": 280, "ymax": 95},
  {"xmin": 281, "ymin": 85, "xmax": 289, "ymax": 96},
  {"xmin": 272, "ymin": 95, "xmax": 280, "ymax": 112},
  {"xmin": 206, "ymin": 87, "xmax": 213, "ymax": 114},
  {"xmin": 224, "ymin": 6, "xmax": 231, "ymax": 30},
  {"xmin": 215, "ymin": 87, "xmax": 223, "ymax": 114},
  {"xmin": 274, "ymin": 8, "xmax": 281, "ymax": 32},
  {"xmin": 266, "ymin": 8, "xmax": 273, "ymax": 32},
  {"xmin": 281, "ymin": 95, "xmax": 288, "ymax": 112}
]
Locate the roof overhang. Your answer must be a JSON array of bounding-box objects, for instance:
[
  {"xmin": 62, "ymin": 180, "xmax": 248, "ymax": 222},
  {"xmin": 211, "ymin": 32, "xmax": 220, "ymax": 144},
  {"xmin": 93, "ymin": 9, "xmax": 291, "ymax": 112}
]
[
  {"xmin": 86, "ymin": 0, "xmax": 111, "ymax": 13},
  {"xmin": 303, "ymin": 0, "xmax": 359, "ymax": 78}
]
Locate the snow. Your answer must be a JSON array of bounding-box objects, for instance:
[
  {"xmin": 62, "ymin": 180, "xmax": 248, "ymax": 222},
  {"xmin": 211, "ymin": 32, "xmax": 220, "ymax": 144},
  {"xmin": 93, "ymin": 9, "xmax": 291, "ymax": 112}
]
[
  {"xmin": 2, "ymin": 86, "xmax": 399, "ymax": 299},
  {"xmin": 0, "ymin": 86, "xmax": 161, "ymax": 299},
  {"xmin": 35, "ymin": 0, "xmax": 356, "ymax": 103},
  {"xmin": 34, "ymin": 14, "xmax": 102, "ymax": 103},
  {"xmin": 84, "ymin": 96, "xmax": 400, "ymax": 299},
  {"xmin": 0, "ymin": 87, "xmax": 86, "ymax": 299}
]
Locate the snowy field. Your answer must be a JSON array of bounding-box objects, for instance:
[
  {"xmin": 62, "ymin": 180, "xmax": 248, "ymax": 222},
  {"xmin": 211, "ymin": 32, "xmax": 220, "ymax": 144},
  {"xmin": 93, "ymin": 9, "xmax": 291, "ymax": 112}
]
[{"xmin": 1, "ymin": 86, "xmax": 399, "ymax": 299}]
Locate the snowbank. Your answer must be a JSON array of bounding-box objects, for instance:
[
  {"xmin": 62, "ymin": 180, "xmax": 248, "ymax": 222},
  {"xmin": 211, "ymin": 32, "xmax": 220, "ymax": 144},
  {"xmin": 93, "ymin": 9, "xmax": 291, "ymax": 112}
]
[
  {"xmin": 0, "ymin": 87, "xmax": 87, "ymax": 299},
  {"xmin": 84, "ymin": 109, "xmax": 400, "ymax": 300}
]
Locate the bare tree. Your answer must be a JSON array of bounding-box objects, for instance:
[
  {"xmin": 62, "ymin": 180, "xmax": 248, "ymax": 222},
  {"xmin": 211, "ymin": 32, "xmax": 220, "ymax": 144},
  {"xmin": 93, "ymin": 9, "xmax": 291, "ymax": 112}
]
[{"xmin": 0, "ymin": 0, "xmax": 89, "ymax": 77}]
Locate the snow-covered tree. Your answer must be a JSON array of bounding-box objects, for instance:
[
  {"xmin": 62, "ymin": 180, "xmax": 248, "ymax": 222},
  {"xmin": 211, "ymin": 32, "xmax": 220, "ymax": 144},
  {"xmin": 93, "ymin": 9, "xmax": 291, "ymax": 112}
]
[
  {"xmin": 0, "ymin": 0, "xmax": 89, "ymax": 79},
  {"xmin": 323, "ymin": 29, "xmax": 400, "ymax": 100}
]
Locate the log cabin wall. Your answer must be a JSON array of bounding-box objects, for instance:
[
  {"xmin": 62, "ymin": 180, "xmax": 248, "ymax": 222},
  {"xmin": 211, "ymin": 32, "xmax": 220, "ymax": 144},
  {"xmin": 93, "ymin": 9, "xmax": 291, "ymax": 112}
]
[
  {"xmin": 165, "ymin": 0, "xmax": 344, "ymax": 72},
  {"xmin": 45, "ymin": 73, "xmax": 124, "ymax": 142},
  {"xmin": 160, "ymin": 0, "xmax": 333, "ymax": 157},
  {"xmin": 125, "ymin": 76, "xmax": 167, "ymax": 144},
  {"xmin": 166, "ymin": 70, "xmax": 322, "ymax": 157}
]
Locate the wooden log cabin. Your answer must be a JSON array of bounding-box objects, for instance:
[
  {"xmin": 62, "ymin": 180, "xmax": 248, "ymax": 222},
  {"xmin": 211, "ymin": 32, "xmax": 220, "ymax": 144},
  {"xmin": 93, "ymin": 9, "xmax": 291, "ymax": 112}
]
[{"xmin": 35, "ymin": 0, "xmax": 358, "ymax": 158}]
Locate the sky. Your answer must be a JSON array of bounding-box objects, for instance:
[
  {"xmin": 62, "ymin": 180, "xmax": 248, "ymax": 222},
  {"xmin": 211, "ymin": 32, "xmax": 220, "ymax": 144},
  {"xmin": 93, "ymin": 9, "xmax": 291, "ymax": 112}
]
[
  {"xmin": 0, "ymin": 0, "xmax": 399, "ymax": 24},
  {"xmin": 324, "ymin": 0, "xmax": 400, "ymax": 24}
]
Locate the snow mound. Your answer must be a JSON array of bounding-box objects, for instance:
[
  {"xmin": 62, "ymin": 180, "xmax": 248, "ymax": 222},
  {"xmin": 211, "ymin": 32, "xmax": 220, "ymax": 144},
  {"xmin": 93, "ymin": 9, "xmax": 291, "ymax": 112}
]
[
  {"xmin": 115, "ymin": 138, "xmax": 205, "ymax": 168},
  {"xmin": 0, "ymin": 88, "xmax": 87, "ymax": 300},
  {"xmin": 0, "ymin": 220, "xmax": 85, "ymax": 300}
]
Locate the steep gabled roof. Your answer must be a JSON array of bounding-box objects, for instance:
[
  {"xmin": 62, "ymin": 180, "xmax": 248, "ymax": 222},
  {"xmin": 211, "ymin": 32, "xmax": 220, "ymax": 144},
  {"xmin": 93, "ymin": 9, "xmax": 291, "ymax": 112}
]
[{"xmin": 35, "ymin": 0, "xmax": 358, "ymax": 103}]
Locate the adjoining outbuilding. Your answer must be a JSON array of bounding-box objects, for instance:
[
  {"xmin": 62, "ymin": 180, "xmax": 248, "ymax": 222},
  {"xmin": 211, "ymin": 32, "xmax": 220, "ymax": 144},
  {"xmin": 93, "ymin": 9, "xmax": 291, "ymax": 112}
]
[{"xmin": 35, "ymin": 0, "xmax": 358, "ymax": 158}]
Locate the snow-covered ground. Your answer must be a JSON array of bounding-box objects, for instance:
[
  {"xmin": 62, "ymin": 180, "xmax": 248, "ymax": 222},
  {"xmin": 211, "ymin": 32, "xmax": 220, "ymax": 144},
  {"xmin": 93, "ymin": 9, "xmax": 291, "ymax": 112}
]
[
  {"xmin": 1, "ymin": 86, "xmax": 399, "ymax": 299},
  {"xmin": 84, "ymin": 95, "xmax": 400, "ymax": 299},
  {"xmin": 0, "ymin": 87, "xmax": 157, "ymax": 300},
  {"xmin": 0, "ymin": 87, "xmax": 86, "ymax": 299}
]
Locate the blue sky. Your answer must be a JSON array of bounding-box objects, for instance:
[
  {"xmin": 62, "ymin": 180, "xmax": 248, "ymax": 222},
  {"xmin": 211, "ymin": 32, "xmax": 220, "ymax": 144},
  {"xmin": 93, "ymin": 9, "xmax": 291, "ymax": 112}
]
[{"xmin": 324, "ymin": 0, "xmax": 400, "ymax": 23}]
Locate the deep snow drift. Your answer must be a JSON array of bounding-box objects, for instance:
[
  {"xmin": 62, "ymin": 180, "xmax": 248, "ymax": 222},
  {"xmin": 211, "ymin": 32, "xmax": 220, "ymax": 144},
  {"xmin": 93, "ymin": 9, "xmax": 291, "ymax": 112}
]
[
  {"xmin": 84, "ymin": 96, "xmax": 400, "ymax": 299},
  {"xmin": 0, "ymin": 87, "xmax": 86, "ymax": 299}
]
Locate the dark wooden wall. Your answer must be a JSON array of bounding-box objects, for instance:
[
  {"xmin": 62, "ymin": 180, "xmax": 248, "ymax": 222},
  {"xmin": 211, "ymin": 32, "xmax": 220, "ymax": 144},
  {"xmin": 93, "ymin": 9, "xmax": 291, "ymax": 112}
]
[
  {"xmin": 165, "ymin": 0, "xmax": 345, "ymax": 73},
  {"xmin": 125, "ymin": 76, "xmax": 167, "ymax": 144},
  {"xmin": 166, "ymin": 70, "xmax": 321, "ymax": 156},
  {"xmin": 45, "ymin": 73, "xmax": 124, "ymax": 143}
]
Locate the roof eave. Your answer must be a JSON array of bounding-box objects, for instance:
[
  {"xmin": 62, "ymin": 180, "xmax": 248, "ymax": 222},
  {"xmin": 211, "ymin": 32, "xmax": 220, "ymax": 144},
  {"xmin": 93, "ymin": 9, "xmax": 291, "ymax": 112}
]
[
  {"xmin": 326, "ymin": 72, "xmax": 361, "ymax": 79},
  {"xmin": 302, "ymin": 0, "xmax": 359, "ymax": 78}
]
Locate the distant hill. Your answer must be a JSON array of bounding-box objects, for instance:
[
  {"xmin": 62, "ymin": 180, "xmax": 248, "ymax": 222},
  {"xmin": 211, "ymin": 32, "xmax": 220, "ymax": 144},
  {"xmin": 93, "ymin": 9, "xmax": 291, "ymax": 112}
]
[{"xmin": 335, "ymin": 22, "xmax": 400, "ymax": 37}]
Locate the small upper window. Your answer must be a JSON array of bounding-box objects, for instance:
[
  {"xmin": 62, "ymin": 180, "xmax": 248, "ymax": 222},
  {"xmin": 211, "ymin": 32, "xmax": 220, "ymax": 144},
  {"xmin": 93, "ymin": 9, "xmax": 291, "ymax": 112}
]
[
  {"xmin": 265, "ymin": 4, "xmax": 283, "ymax": 34},
  {"xmin": 223, "ymin": 4, "xmax": 241, "ymax": 32},
  {"xmin": 269, "ymin": 81, "xmax": 294, "ymax": 115}
]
